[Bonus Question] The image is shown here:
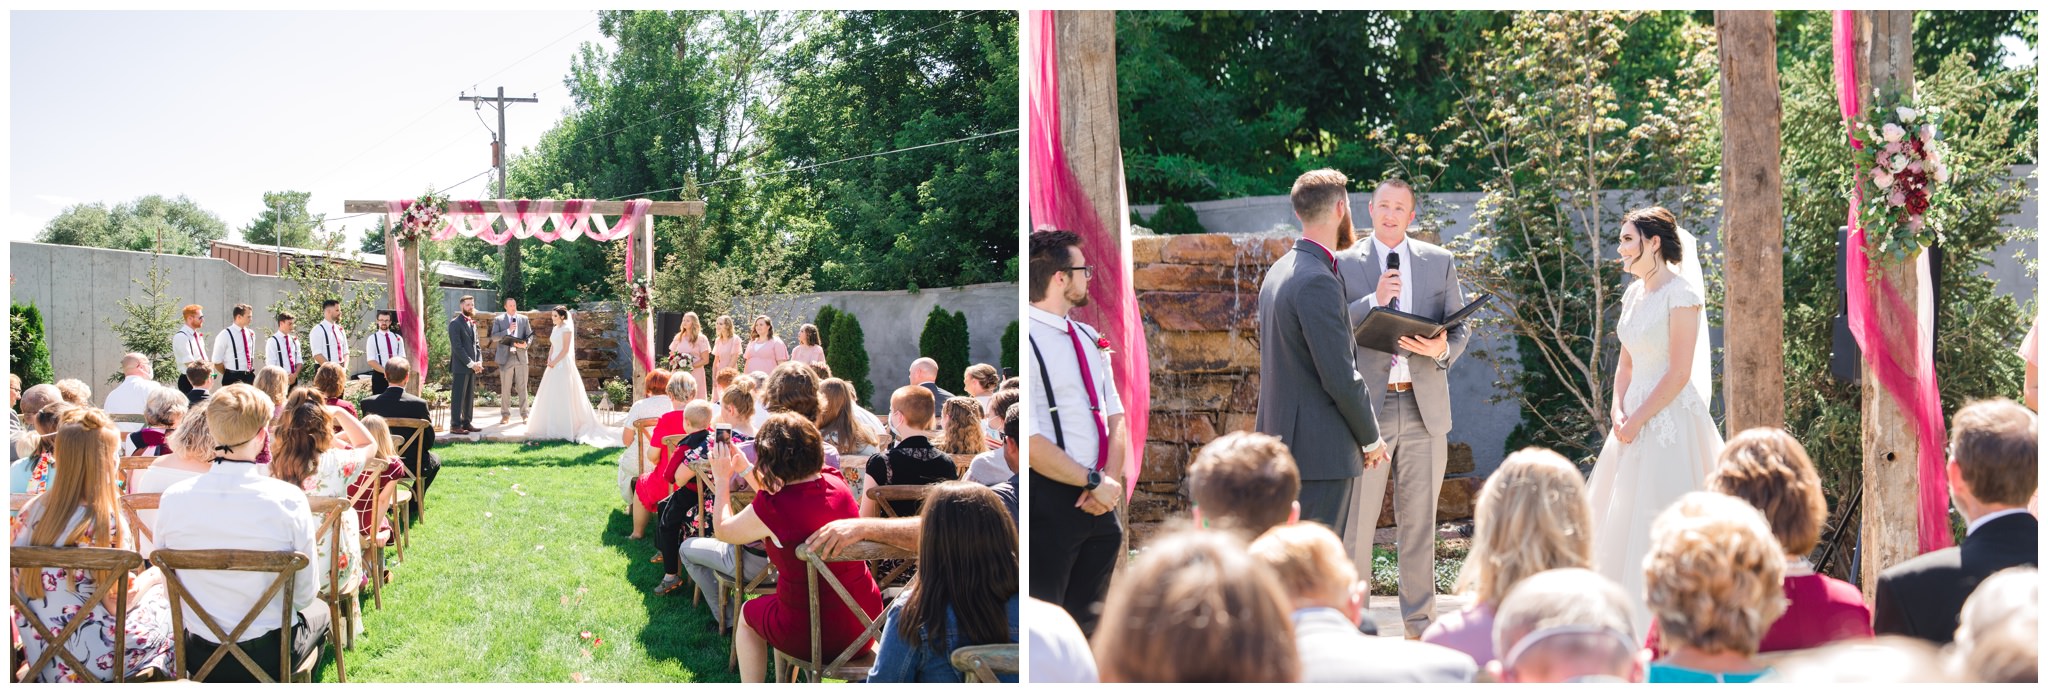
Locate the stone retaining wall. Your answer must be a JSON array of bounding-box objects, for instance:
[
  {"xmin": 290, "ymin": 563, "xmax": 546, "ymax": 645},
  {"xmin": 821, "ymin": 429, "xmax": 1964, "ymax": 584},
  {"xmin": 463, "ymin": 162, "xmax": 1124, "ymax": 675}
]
[{"xmin": 1128, "ymin": 233, "xmax": 1479, "ymax": 545}]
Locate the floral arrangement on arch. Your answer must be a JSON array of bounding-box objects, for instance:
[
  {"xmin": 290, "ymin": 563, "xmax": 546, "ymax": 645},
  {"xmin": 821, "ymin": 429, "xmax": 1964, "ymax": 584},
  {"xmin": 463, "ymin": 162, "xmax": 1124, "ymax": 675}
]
[
  {"xmin": 1851, "ymin": 88, "xmax": 1950, "ymax": 262},
  {"xmin": 393, "ymin": 188, "xmax": 448, "ymax": 245}
]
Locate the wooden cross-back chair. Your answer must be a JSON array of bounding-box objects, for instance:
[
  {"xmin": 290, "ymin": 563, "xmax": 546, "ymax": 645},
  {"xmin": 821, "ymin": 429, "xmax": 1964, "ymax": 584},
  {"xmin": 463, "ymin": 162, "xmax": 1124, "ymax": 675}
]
[
  {"xmin": 632, "ymin": 419, "xmax": 663, "ymax": 489},
  {"xmin": 153, "ymin": 548, "xmax": 321, "ymax": 683},
  {"xmin": 118, "ymin": 456, "xmax": 158, "ymax": 490},
  {"xmin": 950, "ymin": 644, "xmax": 1020, "ymax": 683},
  {"xmin": 107, "ymin": 413, "xmax": 146, "ymax": 427},
  {"xmin": 354, "ymin": 456, "xmax": 396, "ymax": 611},
  {"xmin": 116, "ymin": 493, "xmax": 160, "ymax": 553},
  {"xmin": 771, "ymin": 539, "xmax": 915, "ymax": 683},
  {"xmin": 382, "ymin": 418, "xmax": 432, "ymax": 557},
  {"xmin": 864, "ymin": 485, "xmax": 931, "ymax": 520},
  {"xmin": 309, "ymin": 493, "xmax": 363, "ymax": 663},
  {"xmin": 9, "ymin": 546, "xmax": 147, "ymax": 683}
]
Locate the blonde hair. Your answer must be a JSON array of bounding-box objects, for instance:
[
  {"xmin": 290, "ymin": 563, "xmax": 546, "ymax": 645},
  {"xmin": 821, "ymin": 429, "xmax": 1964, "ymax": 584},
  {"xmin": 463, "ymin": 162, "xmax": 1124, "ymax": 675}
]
[
  {"xmin": 1643, "ymin": 492, "xmax": 1787, "ymax": 657},
  {"xmin": 20, "ymin": 408, "xmax": 125, "ymax": 599},
  {"xmin": 360, "ymin": 414, "xmax": 400, "ymax": 460},
  {"xmin": 715, "ymin": 314, "xmax": 735, "ymax": 339},
  {"xmin": 1953, "ymin": 567, "xmax": 2037, "ymax": 683},
  {"xmin": 142, "ymin": 383, "xmax": 189, "ymax": 428},
  {"xmin": 683, "ymin": 400, "xmax": 716, "ymax": 430},
  {"xmin": 817, "ymin": 378, "xmax": 878, "ymax": 452},
  {"xmin": 666, "ymin": 371, "xmax": 698, "ymax": 402},
  {"xmin": 253, "ymin": 365, "xmax": 291, "ymax": 405},
  {"xmin": 166, "ymin": 400, "xmax": 216, "ymax": 458},
  {"xmin": 1709, "ymin": 428, "xmax": 1829, "ymax": 555},
  {"xmin": 938, "ymin": 396, "xmax": 986, "ymax": 455},
  {"xmin": 1248, "ymin": 522, "xmax": 1356, "ymax": 609},
  {"xmin": 53, "ymin": 378, "xmax": 90, "ymax": 405},
  {"xmin": 1094, "ymin": 528, "xmax": 1299, "ymax": 682},
  {"xmin": 680, "ymin": 311, "xmax": 703, "ymax": 341},
  {"xmin": 205, "ymin": 383, "xmax": 276, "ymax": 452},
  {"xmin": 1457, "ymin": 447, "xmax": 1594, "ymax": 605}
]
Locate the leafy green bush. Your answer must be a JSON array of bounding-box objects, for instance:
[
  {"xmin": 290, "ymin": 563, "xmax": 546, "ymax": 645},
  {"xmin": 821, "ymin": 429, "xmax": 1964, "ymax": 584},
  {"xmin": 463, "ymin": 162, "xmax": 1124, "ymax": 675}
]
[
  {"xmin": 1000, "ymin": 320, "xmax": 1020, "ymax": 375},
  {"xmin": 104, "ymin": 255, "xmax": 183, "ymax": 385},
  {"xmin": 919, "ymin": 306, "xmax": 971, "ymax": 394},
  {"xmin": 10, "ymin": 301, "xmax": 54, "ymax": 388},
  {"xmin": 827, "ymin": 311, "xmax": 873, "ymax": 404},
  {"xmin": 1146, "ymin": 200, "xmax": 1208, "ymax": 235},
  {"xmin": 814, "ymin": 304, "xmax": 840, "ymax": 352}
]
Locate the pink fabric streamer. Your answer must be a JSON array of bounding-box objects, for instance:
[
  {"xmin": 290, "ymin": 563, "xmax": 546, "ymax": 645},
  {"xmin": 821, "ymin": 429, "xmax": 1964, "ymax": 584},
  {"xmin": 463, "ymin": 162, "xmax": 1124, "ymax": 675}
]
[
  {"xmin": 1833, "ymin": 11, "xmax": 1951, "ymax": 554},
  {"xmin": 1029, "ymin": 11, "xmax": 1149, "ymax": 499},
  {"xmin": 385, "ymin": 201, "xmax": 431, "ymax": 386},
  {"xmin": 623, "ymin": 225, "xmax": 653, "ymax": 373}
]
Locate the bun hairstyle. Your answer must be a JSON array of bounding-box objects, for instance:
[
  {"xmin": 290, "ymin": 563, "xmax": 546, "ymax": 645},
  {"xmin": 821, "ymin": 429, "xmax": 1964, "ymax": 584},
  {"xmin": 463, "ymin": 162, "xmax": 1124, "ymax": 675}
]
[
  {"xmin": 554, "ymin": 306, "xmax": 570, "ymax": 319},
  {"xmin": 1624, "ymin": 206, "xmax": 1684, "ymax": 265}
]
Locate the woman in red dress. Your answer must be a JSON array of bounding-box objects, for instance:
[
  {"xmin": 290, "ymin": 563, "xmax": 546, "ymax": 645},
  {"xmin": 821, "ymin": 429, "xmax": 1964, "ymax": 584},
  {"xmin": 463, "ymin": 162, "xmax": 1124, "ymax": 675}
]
[{"xmin": 711, "ymin": 412, "xmax": 883, "ymax": 683}]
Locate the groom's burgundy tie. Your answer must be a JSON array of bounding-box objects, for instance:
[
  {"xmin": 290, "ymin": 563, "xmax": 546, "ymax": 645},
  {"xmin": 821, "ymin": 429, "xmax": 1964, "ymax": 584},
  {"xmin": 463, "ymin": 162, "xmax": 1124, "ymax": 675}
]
[{"xmin": 1065, "ymin": 319, "xmax": 1110, "ymax": 472}]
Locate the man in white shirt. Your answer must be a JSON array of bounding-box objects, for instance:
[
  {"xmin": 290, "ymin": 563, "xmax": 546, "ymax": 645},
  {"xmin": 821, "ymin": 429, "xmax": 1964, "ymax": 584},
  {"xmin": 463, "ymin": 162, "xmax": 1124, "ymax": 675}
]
[
  {"xmin": 267, "ymin": 311, "xmax": 305, "ymax": 381},
  {"xmin": 1250, "ymin": 523, "xmax": 1477, "ymax": 683},
  {"xmin": 1025, "ymin": 229, "xmax": 1127, "ymax": 635},
  {"xmin": 156, "ymin": 383, "xmax": 328, "ymax": 682},
  {"xmin": 103, "ymin": 353, "xmax": 154, "ymax": 436},
  {"xmin": 171, "ymin": 304, "xmax": 209, "ymax": 395},
  {"xmin": 308, "ymin": 299, "xmax": 348, "ymax": 371},
  {"xmin": 361, "ymin": 310, "xmax": 405, "ymax": 394},
  {"xmin": 209, "ymin": 303, "xmax": 260, "ymax": 387}
]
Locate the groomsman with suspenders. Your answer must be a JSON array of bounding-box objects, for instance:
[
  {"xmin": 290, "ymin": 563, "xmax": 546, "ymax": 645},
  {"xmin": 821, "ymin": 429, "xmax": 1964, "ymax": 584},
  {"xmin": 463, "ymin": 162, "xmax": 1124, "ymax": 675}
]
[
  {"xmin": 1025, "ymin": 229, "xmax": 1127, "ymax": 636},
  {"xmin": 361, "ymin": 310, "xmax": 405, "ymax": 394},
  {"xmin": 210, "ymin": 303, "xmax": 260, "ymax": 387},
  {"xmin": 171, "ymin": 304, "xmax": 211, "ymax": 395},
  {"xmin": 309, "ymin": 299, "xmax": 349, "ymax": 373},
  {"xmin": 268, "ymin": 312, "xmax": 304, "ymax": 380}
]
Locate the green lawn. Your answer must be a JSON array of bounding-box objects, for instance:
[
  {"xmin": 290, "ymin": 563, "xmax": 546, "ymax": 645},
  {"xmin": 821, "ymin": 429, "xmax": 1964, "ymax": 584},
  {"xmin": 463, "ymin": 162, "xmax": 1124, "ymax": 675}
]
[{"xmin": 313, "ymin": 442, "xmax": 739, "ymax": 683}]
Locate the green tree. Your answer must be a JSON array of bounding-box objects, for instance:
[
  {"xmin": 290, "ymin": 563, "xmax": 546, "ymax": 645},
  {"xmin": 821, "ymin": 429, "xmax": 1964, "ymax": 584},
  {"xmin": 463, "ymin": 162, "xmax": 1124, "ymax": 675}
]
[
  {"xmin": 36, "ymin": 194, "xmax": 228, "ymax": 256},
  {"xmin": 1000, "ymin": 320, "xmax": 1019, "ymax": 376},
  {"xmin": 241, "ymin": 190, "xmax": 325, "ymax": 249},
  {"xmin": 103, "ymin": 253, "xmax": 185, "ymax": 384},
  {"xmin": 271, "ymin": 232, "xmax": 381, "ymax": 382},
  {"xmin": 359, "ymin": 217, "xmax": 390, "ymax": 255},
  {"xmin": 814, "ymin": 304, "xmax": 840, "ymax": 351},
  {"xmin": 919, "ymin": 306, "xmax": 970, "ymax": 394},
  {"xmin": 10, "ymin": 301, "xmax": 54, "ymax": 388},
  {"xmin": 827, "ymin": 310, "xmax": 873, "ymax": 405}
]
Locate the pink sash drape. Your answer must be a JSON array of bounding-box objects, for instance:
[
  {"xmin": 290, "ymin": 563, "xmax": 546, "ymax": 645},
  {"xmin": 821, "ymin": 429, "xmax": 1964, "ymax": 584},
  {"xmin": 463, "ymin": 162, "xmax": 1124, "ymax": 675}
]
[
  {"xmin": 1833, "ymin": 11, "xmax": 1951, "ymax": 554},
  {"xmin": 1029, "ymin": 11, "xmax": 1149, "ymax": 499}
]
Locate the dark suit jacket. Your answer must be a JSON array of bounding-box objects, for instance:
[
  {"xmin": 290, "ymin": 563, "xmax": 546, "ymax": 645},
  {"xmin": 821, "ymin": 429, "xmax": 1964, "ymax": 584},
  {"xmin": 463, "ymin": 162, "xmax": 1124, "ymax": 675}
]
[
  {"xmin": 359, "ymin": 387, "xmax": 436, "ymax": 461},
  {"xmin": 1253, "ymin": 239, "xmax": 1381, "ymax": 481},
  {"xmin": 448, "ymin": 315, "xmax": 481, "ymax": 371},
  {"xmin": 186, "ymin": 389, "xmax": 209, "ymax": 406},
  {"xmin": 919, "ymin": 382, "xmax": 956, "ymax": 406},
  {"xmin": 1872, "ymin": 511, "xmax": 2037, "ymax": 645}
]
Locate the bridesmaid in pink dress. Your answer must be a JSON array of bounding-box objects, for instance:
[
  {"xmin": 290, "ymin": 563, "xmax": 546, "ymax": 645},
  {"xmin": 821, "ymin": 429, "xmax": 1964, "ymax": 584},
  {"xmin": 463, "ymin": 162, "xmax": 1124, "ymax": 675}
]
[
  {"xmin": 711, "ymin": 315, "xmax": 743, "ymax": 386},
  {"xmin": 744, "ymin": 315, "xmax": 790, "ymax": 375},
  {"xmin": 668, "ymin": 312, "xmax": 713, "ymax": 394},
  {"xmin": 790, "ymin": 323, "xmax": 827, "ymax": 364}
]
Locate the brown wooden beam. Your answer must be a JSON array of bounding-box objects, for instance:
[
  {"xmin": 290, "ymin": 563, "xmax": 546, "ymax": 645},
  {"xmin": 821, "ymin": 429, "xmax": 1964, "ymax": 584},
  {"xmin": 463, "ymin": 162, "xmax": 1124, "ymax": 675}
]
[
  {"xmin": 1716, "ymin": 10, "xmax": 1786, "ymax": 432},
  {"xmin": 342, "ymin": 200, "xmax": 705, "ymax": 217}
]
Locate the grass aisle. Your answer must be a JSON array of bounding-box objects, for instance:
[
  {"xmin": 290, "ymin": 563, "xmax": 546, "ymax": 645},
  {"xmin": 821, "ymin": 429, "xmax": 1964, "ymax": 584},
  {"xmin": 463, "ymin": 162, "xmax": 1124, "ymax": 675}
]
[{"xmin": 315, "ymin": 442, "xmax": 737, "ymax": 683}]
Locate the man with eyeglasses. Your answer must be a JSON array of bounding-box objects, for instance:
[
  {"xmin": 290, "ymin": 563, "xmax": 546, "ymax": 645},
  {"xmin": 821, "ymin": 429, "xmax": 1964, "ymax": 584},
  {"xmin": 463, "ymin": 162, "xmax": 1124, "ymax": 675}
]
[
  {"xmin": 1025, "ymin": 228, "xmax": 1125, "ymax": 636},
  {"xmin": 171, "ymin": 304, "xmax": 212, "ymax": 396}
]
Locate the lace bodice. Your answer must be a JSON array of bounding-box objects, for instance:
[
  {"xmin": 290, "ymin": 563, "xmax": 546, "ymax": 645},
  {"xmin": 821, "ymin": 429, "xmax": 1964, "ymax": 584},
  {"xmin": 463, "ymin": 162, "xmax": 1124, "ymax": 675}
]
[{"xmin": 1619, "ymin": 278, "xmax": 1707, "ymax": 446}]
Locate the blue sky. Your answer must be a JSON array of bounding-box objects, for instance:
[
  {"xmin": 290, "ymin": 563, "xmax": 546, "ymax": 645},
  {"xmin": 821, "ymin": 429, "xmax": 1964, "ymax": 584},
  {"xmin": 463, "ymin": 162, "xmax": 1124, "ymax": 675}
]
[{"xmin": 10, "ymin": 10, "xmax": 611, "ymax": 248}]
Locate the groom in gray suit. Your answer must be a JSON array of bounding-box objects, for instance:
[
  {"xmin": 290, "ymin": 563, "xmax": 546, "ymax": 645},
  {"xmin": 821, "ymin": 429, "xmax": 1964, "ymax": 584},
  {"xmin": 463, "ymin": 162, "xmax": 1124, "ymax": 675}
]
[
  {"xmin": 491, "ymin": 297, "xmax": 533, "ymax": 423},
  {"xmin": 1255, "ymin": 168, "xmax": 1386, "ymax": 538},
  {"xmin": 1338, "ymin": 178, "xmax": 1470, "ymax": 638}
]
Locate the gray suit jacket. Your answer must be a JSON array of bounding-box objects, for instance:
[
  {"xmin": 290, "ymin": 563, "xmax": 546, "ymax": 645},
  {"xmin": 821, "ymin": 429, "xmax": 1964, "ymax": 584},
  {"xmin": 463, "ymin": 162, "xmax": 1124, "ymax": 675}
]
[
  {"xmin": 1254, "ymin": 239, "xmax": 1381, "ymax": 482},
  {"xmin": 448, "ymin": 315, "xmax": 481, "ymax": 371},
  {"xmin": 490, "ymin": 313, "xmax": 532, "ymax": 366},
  {"xmin": 1338, "ymin": 237, "xmax": 1471, "ymax": 436},
  {"xmin": 1293, "ymin": 608, "xmax": 1477, "ymax": 683}
]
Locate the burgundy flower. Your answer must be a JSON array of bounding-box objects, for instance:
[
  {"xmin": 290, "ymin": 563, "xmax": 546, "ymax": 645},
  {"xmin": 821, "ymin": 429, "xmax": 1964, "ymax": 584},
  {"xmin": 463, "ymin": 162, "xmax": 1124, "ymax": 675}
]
[
  {"xmin": 1096, "ymin": 336, "xmax": 1112, "ymax": 351},
  {"xmin": 1906, "ymin": 189, "xmax": 1930, "ymax": 216}
]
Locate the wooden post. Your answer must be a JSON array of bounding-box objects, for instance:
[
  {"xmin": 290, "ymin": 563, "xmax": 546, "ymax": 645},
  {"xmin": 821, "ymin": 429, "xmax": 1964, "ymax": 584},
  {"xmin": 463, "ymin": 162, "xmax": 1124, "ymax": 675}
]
[
  {"xmin": 1053, "ymin": 11, "xmax": 1123, "ymax": 249},
  {"xmin": 1716, "ymin": 11, "xmax": 1785, "ymax": 431},
  {"xmin": 1853, "ymin": 9, "xmax": 1921, "ymax": 600},
  {"xmin": 633, "ymin": 213, "xmax": 654, "ymax": 391}
]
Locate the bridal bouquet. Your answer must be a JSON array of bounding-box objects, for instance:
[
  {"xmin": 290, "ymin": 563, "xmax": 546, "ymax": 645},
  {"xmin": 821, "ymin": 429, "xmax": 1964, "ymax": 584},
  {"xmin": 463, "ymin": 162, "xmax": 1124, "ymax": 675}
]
[
  {"xmin": 1852, "ymin": 89, "xmax": 1949, "ymax": 261},
  {"xmin": 666, "ymin": 351, "xmax": 695, "ymax": 372}
]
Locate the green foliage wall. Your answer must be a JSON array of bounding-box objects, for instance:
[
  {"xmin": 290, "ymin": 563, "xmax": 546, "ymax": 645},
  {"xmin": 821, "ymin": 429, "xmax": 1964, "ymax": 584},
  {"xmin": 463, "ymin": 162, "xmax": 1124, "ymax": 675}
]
[{"xmin": 1144, "ymin": 201, "xmax": 1208, "ymax": 235}]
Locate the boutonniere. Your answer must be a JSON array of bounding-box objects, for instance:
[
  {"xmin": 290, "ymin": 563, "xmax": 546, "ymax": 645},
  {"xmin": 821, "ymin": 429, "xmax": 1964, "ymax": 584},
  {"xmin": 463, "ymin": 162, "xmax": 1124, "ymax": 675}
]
[{"xmin": 1095, "ymin": 335, "xmax": 1114, "ymax": 358}]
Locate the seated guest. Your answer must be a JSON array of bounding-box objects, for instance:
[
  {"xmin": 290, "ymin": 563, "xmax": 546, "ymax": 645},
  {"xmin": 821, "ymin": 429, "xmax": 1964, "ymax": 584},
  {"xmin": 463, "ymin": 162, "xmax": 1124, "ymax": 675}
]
[
  {"xmin": 12, "ymin": 407, "xmax": 177, "ymax": 681},
  {"xmin": 807, "ymin": 403, "xmax": 1025, "ymax": 558},
  {"xmin": 312, "ymin": 361, "xmax": 356, "ymax": 418},
  {"xmin": 1761, "ymin": 637, "xmax": 1954, "ymax": 683},
  {"xmin": 1874, "ymin": 399, "xmax": 2038, "ymax": 645},
  {"xmin": 1643, "ymin": 492, "xmax": 1785, "ymax": 683},
  {"xmin": 651, "ymin": 401, "xmax": 716, "ymax": 595},
  {"xmin": 1025, "ymin": 596, "xmax": 1098, "ymax": 683},
  {"xmin": 155, "ymin": 384, "xmax": 330, "ymax": 682},
  {"xmin": 938, "ymin": 396, "xmax": 986, "ymax": 474},
  {"xmin": 11, "ymin": 395, "xmax": 74, "ymax": 496},
  {"xmin": 616, "ymin": 369, "xmax": 676, "ymax": 506},
  {"xmin": 355, "ymin": 357, "xmax": 439, "ymax": 502},
  {"xmin": 9, "ymin": 374, "xmax": 26, "ymax": 459},
  {"xmin": 907, "ymin": 357, "xmax": 954, "ymax": 410},
  {"xmin": 270, "ymin": 387, "xmax": 380, "ymax": 596},
  {"xmin": 104, "ymin": 352, "xmax": 155, "ymax": 440},
  {"xmin": 252, "ymin": 365, "xmax": 291, "ymax": 411},
  {"xmin": 350, "ymin": 415, "xmax": 413, "ymax": 539},
  {"xmin": 53, "ymin": 378, "xmax": 91, "ymax": 406},
  {"xmin": 1694, "ymin": 429, "xmax": 1871, "ymax": 652},
  {"xmin": 182, "ymin": 364, "xmax": 215, "ymax": 405},
  {"xmin": 1424, "ymin": 447, "xmax": 1593, "ymax": 665},
  {"xmin": 862, "ymin": 386, "xmax": 955, "ymax": 518},
  {"xmin": 868, "ymin": 481, "xmax": 1020, "ymax": 682},
  {"xmin": 962, "ymin": 363, "xmax": 1001, "ymax": 414},
  {"xmin": 1950, "ymin": 566, "xmax": 2036, "ymax": 683},
  {"xmin": 632, "ymin": 373, "xmax": 703, "ymax": 540},
  {"xmin": 816, "ymin": 378, "xmax": 882, "ymax": 460},
  {"xmin": 128, "ymin": 385, "xmax": 187, "ymax": 458},
  {"xmin": 712, "ymin": 413, "xmax": 883, "ymax": 683},
  {"xmin": 671, "ymin": 389, "xmax": 764, "ymax": 616},
  {"xmin": 711, "ymin": 367, "xmax": 740, "ymax": 405},
  {"xmin": 1250, "ymin": 523, "xmax": 1476, "ymax": 682},
  {"xmin": 1186, "ymin": 431, "xmax": 1301, "ymax": 538},
  {"xmin": 1093, "ymin": 528, "xmax": 1299, "ymax": 682},
  {"xmin": 805, "ymin": 361, "xmax": 832, "ymax": 382},
  {"xmin": 133, "ymin": 401, "xmax": 217, "ymax": 552},
  {"xmin": 759, "ymin": 363, "xmax": 845, "ymax": 468},
  {"xmin": 1488, "ymin": 568, "xmax": 1643, "ymax": 683},
  {"xmin": 964, "ymin": 389, "xmax": 1020, "ymax": 485}
]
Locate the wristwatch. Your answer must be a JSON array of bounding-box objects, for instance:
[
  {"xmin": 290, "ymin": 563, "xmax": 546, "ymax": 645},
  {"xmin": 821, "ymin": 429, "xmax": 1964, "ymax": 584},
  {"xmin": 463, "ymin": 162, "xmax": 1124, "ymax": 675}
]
[{"xmin": 1084, "ymin": 469, "xmax": 1102, "ymax": 491}]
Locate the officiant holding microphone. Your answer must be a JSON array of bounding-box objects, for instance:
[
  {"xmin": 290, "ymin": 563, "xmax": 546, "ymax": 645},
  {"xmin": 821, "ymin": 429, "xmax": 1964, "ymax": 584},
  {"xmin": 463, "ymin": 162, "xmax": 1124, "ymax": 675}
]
[{"xmin": 1337, "ymin": 178, "xmax": 1470, "ymax": 640}]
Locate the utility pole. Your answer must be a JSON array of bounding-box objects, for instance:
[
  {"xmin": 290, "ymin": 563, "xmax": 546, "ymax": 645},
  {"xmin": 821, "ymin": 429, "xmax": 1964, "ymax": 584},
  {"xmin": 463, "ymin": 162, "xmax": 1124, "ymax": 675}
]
[{"xmin": 460, "ymin": 86, "xmax": 539, "ymax": 301}]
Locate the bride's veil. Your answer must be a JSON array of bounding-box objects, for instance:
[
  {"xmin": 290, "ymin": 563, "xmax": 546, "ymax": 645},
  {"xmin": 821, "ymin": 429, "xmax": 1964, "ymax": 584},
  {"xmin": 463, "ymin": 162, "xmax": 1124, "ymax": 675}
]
[{"xmin": 1675, "ymin": 227, "xmax": 1713, "ymax": 410}]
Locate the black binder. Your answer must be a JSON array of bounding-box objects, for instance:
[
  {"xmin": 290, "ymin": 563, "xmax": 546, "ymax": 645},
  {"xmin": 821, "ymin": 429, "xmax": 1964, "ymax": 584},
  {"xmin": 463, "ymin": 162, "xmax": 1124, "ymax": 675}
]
[{"xmin": 1352, "ymin": 293, "xmax": 1493, "ymax": 353}]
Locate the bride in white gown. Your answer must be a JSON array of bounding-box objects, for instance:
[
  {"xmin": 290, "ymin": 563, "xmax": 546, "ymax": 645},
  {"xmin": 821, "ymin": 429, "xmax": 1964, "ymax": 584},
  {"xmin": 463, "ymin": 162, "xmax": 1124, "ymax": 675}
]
[
  {"xmin": 526, "ymin": 306, "xmax": 620, "ymax": 447},
  {"xmin": 1585, "ymin": 207, "xmax": 1724, "ymax": 638}
]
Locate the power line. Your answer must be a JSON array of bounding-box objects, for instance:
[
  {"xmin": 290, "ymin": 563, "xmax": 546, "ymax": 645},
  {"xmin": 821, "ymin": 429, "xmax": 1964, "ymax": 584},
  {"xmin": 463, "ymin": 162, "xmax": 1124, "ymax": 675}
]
[
  {"xmin": 469, "ymin": 17, "xmax": 598, "ymax": 92},
  {"xmin": 609, "ymin": 128, "xmax": 1016, "ymax": 200}
]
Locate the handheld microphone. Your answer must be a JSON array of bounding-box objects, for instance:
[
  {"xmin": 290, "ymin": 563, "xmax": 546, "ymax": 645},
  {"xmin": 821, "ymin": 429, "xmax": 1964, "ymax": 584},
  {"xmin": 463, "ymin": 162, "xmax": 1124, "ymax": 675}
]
[{"xmin": 1387, "ymin": 252, "xmax": 1400, "ymax": 272}]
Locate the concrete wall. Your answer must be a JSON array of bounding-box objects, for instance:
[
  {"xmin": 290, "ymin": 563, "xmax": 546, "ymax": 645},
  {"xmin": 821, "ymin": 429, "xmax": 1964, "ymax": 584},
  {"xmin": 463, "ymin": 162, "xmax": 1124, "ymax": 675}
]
[
  {"xmin": 9, "ymin": 242, "xmax": 496, "ymax": 401},
  {"xmin": 744, "ymin": 282, "xmax": 1019, "ymax": 411}
]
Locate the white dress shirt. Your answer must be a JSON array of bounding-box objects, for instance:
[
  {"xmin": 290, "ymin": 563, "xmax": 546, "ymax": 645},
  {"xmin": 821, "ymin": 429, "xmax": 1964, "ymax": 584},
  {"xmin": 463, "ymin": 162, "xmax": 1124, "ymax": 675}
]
[
  {"xmin": 1967, "ymin": 508, "xmax": 2031, "ymax": 536},
  {"xmin": 364, "ymin": 330, "xmax": 405, "ymax": 367},
  {"xmin": 1364, "ymin": 236, "xmax": 1416, "ymax": 385},
  {"xmin": 309, "ymin": 320, "xmax": 348, "ymax": 365},
  {"xmin": 172, "ymin": 326, "xmax": 208, "ymax": 368},
  {"xmin": 267, "ymin": 331, "xmax": 304, "ymax": 374},
  {"xmin": 103, "ymin": 375, "xmax": 153, "ymax": 435},
  {"xmin": 1026, "ymin": 306, "xmax": 1123, "ymax": 471},
  {"xmin": 155, "ymin": 462, "xmax": 320, "ymax": 643},
  {"xmin": 210, "ymin": 324, "xmax": 259, "ymax": 372}
]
